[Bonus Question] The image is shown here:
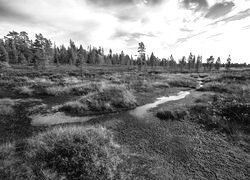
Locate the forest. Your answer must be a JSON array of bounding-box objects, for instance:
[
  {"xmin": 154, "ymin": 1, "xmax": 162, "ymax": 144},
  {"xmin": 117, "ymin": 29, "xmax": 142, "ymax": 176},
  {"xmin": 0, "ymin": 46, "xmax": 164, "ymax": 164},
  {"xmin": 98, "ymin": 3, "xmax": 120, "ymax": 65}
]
[{"xmin": 1, "ymin": 31, "xmax": 249, "ymax": 71}]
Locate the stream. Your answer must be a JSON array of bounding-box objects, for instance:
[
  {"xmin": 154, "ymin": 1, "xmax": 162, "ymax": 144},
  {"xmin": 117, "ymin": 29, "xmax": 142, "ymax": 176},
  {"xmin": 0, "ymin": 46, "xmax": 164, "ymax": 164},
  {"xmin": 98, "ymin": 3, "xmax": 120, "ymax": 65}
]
[
  {"xmin": 32, "ymin": 79, "xmax": 203, "ymax": 126},
  {"xmin": 31, "ymin": 90, "xmax": 192, "ymax": 126},
  {"xmin": 130, "ymin": 91, "xmax": 190, "ymax": 118}
]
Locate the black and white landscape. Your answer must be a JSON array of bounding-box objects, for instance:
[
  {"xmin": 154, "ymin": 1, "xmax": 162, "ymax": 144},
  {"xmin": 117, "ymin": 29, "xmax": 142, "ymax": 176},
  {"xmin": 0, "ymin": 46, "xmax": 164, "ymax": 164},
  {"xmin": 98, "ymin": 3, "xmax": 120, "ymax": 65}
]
[{"xmin": 0, "ymin": 0, "xmax": 250, "ymax": 179}]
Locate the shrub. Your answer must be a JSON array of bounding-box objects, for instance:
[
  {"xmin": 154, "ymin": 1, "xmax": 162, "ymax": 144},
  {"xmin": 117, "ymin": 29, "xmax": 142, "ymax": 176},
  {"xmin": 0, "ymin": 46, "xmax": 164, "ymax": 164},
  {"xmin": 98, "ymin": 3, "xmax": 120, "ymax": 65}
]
[{"xmin": 0, "ymin": 126, "xmax": 124, "ymax": 179}]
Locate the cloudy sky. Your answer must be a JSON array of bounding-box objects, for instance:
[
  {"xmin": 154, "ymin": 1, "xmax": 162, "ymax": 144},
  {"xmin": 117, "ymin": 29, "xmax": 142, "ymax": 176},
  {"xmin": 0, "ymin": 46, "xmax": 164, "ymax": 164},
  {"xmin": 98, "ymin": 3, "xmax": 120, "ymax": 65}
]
[{"xmin": 0, "ymin": 0, "xmax": 250, "ymax": 63}]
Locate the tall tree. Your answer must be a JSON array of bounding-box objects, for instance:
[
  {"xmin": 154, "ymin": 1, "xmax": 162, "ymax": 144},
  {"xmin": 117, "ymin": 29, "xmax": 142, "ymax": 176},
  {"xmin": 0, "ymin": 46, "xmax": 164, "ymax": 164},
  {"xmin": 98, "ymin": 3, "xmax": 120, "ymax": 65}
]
[
  {"xmin": 138, "ymin": 42, "xmax": 146, "ymax": 69},
  {"xmin": 215, "ymin": 57, "xmax": 221, "ymax": 71},
  {"xmin": 149, "ymin": 52, "xmax": 156, "ymax": 68},
  {"xmin": 226, "ymin": 55, "xmax": 231, "ymax": 70},
  {"xmin": 69, "ymin": 40, "xmax": 77, "ymax": 65},
  {"xmin": 32, "ymin": 33, "xmax": 52, "ymax": 67},
  {"xmin": 169, "ymin": 54, "xmax": 176, "ymax": 71},
  {"xmin": 196, "ymin": 55, "xmax": 202, "ymax": 73},
  {"xmin": 0, "ymin": 39, "xmax": 9, "ymax": 63},
  {"xmin": 180, "ymin": 56, "xmax": 186, "ymax": 72},
  {"xmin": 53, "ymin": 43, "xmax": 59, "ymax": 65},
  {"xmin": 207, "ymin": 56, "xmax": 214, "ymax": 71},
  {"xmin": 188, "ymin": 53, "xmax": 193, "ymax": 72}
]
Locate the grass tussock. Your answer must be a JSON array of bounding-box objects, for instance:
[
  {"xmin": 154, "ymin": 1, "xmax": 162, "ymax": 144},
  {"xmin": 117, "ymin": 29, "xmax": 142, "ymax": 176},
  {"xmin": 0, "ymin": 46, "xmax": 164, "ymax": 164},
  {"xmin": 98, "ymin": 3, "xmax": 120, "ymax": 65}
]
[
  {"xmin": 0, "ymin": 126, "xmax": 124, "ymax": 180},
  {"xmin": 59, "ymin": 83, "xmax": 137, "ymax": 115},
  {"xmin": 14, "ymin": 86, "xmax": 34, "ymax": 96}
]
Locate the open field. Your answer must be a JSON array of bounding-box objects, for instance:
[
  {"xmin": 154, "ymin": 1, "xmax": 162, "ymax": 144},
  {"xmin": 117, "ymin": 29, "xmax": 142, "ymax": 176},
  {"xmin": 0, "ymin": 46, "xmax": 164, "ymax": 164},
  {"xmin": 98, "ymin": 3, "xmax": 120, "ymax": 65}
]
[{"xmin": 0, "ymin": 65, "xmax": 249, "ymax": 179}]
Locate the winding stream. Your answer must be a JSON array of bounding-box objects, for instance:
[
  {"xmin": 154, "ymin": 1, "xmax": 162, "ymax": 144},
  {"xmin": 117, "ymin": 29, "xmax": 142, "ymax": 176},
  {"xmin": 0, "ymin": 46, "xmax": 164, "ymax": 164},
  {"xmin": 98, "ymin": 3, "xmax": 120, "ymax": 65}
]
[
  {"xmin": 32, "ymin": 80, "xmax": 203, "ymax": 126},
  {"xmin": 130, "ymin": 91, "xmax": 190, "ymax": 118}
]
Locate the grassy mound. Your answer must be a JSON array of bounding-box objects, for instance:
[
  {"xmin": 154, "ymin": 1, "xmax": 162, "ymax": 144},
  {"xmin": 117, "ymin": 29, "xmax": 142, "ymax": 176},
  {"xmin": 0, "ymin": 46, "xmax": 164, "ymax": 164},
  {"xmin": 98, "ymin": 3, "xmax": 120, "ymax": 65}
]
[
  {"xmin": 59, "ymin": 84, "xmax": 137, "ymax": 115},
  {"xmin": 0, "ymin": 126, "xmax": 124, "ymax": 180}
]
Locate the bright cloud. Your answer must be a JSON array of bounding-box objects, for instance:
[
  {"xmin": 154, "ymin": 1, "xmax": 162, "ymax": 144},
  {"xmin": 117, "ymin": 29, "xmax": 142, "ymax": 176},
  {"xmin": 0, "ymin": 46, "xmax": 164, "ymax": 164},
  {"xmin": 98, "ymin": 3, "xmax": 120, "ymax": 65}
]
[{"xmin": 0, "ymin": 0, "xmax": 249, "ymax": 63}]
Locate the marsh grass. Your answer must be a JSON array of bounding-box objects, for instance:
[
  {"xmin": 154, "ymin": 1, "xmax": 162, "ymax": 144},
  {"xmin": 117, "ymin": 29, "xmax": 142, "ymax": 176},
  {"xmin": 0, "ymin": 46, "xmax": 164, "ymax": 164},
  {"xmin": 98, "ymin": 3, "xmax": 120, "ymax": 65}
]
[
  {"xmin": 0, "ymin": 126, "xmax": 124, "ymax": 180},
  {"xmin": 0, "ymin": 98, "xmax": 15, "ymax": 116},
  {"xmin": 14, "ymin": 86, "xmax": 34, "ymax": 96},
  {"xmin": 59, "ymin": 83, "xmax": 137, "ymax": 116},
  {"xmin": 156, "ymin": 109, "xmax": 188, "ymax": 121}
]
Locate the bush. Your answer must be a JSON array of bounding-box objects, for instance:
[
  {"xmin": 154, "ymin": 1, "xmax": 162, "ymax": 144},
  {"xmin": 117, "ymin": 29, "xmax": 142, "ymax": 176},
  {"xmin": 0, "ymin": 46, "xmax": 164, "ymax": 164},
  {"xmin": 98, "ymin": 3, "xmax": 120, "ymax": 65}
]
[{"xmin": 0, "ymin": 126, "xmax": 123, "ymax": 179}]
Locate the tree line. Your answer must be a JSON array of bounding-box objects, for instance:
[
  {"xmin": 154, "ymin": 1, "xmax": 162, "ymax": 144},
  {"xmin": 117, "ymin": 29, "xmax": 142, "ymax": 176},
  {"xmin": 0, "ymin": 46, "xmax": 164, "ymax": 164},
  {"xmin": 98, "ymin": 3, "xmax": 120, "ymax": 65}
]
[{"xmin": 0, "ymin": 31, "xmax": 249, "ymax": 71}]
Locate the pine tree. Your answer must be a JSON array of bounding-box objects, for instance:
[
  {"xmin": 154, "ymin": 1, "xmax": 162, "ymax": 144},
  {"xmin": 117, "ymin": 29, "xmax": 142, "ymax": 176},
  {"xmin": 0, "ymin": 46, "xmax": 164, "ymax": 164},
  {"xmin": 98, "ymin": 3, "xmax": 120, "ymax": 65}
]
[
  {"xmin": 180, "ymin": 56, "xmax": 186, "ymax": 72},
  {"xmin": 188, "ymin": 53, "xmax": 193, "ymax": 72},
  {"xmin": 69, "ymin": 40, "xmax": 77, "ymax": 65},
  {"xmin": 149, "ymin": 52, "xmax": 156, "ymax": 68},
  {"xmin": 196, "ymin": 55, "xmax": 202, "ymax": 73},
  {"xmin": 138, "ymin": 42, "xmax": 146, "ymax": 70},
  {"xmin": 207, "ymin": 56, "xmax": 214, "ymax": 71},
  {"xmin": 18, "ymin": 53, "xmax": 26, "ymax": 64},
  {"xmin": 54, "ymin": 43, "xmax": 59, "ymax": 65},
  {"xmin": 226, "ymin": 55, "xmax": 231, "ymax": 70},
  {"xmin": 169, "ymin": 54, "xmax": 176, "ymax": 72},
  {"xmin": 0, "ymin": 40, "xmax": 9, "ymax": 63},
  {"xmin": 215, "ymin": 57, "xmax": 221, "ymax": 71}
]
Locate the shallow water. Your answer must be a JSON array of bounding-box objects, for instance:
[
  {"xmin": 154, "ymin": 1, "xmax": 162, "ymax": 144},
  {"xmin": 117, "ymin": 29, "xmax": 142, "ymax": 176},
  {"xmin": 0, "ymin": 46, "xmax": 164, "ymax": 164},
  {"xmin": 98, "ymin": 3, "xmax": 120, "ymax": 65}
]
[
  {"xmin": 32, "ymin": 91, "xmax": 191, "ymax": 126},
  {"xmin": 129, "ymin": 91, "xmax": 190, "ymax": 118},
  {"xmin": 31, "ymin": 112, "xmax": 95, "ymax": 126}
]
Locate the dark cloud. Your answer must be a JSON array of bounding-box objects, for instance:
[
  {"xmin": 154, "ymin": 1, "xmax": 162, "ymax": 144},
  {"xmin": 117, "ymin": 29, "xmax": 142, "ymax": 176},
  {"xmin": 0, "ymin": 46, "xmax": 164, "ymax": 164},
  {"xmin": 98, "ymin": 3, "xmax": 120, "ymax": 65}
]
[
  {"xmin": 112, "ymin": 30, "xmax": 155, "ymax": 39},
  {"xmin": 209, "ymin": 8, "xmax": 250, "ymax": 26},
  {"xmin": 0, "ymin": 2, "xmax": 33, "ymax": 22},
  {"xmin": 85, "ymin": 0, "xmax": 163, "ymax": 7},
  {"xmin": 180, "ymin": 27, "xmax": 193, "ymax": 32},
  {"xmin": 206, "ymin": 33, "xmax": 222, "ymax": 39},
  {"xmin": 179, "ymin": 0, "xmax": 208, "ymax": 11},
  {"xmin": 111, "ymin": 30, "xmax": 155, "ymax": 46},
  {"xmin": 176, "ymin": 31, "xmax": 206, "ymax": 44},
  {"xmin": 205, "ymin": 1, "xmax": 235, "ymax": 19}
]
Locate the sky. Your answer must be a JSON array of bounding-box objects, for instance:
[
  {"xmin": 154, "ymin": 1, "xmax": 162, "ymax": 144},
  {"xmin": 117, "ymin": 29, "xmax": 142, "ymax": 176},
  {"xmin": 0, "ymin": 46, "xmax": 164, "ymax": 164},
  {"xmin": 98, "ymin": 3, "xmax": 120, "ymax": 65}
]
[{"xmin": 0, "ymin": 0, "xmax": 250, "ymax": 63}]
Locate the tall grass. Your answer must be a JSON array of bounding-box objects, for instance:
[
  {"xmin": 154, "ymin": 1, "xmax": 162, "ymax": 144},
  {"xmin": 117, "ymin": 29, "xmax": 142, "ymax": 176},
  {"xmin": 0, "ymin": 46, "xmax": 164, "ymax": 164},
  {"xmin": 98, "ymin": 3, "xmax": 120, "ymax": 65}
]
[
  {"xmin": 59, "ymin": 83, "xmax": 137, "ymax": 115},
  {"xmin": 0, "ymin": 98, "xmax": 15, "ymax": 116},
  {"xmin": 0, "ymin": 126, "xmax": 124, "ymax": 179}
]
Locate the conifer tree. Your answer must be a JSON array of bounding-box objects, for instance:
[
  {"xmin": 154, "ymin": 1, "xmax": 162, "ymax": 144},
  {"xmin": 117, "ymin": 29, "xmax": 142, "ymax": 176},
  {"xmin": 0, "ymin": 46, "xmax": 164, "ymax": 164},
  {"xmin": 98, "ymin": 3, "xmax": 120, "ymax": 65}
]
[
  {"xmin": 0, "ymin": 39, "xmax": 9, "ymax": 63},
  {"xmin": 215, "ymin": 57, "xmax": 221, "ymax": 71}
]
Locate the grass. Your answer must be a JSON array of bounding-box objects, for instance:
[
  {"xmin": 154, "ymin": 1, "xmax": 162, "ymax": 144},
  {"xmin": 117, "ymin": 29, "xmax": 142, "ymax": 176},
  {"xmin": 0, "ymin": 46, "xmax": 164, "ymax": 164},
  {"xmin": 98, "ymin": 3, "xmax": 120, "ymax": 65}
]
[
  {"xmin": 59, "ymin": 83, "xmax": 137, "ymax": 115},
  {"xmin": 197, "ymin": 82, "xmax": 240, "ymax": 93},
  {"xmin": 189, "ymin": 89, "xmax": 250, "ymax": 151},
  {"xmin": 0, "ymin": 98, "xmax": 15, "ymax": 116},
  {"xmin": 156, "ymin": 108, "xmax": 188, "ymax": 121},
  {"xmin": 0, "ymin": 126, "xmax": 124, "ymax": 179},
  {"xmin": 159, "ymin": 74, "xmax": 198, "ymax": 88},
  {"xmin": 14, "ymin": 86, "xmax": 34, "ymax": 96}
]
